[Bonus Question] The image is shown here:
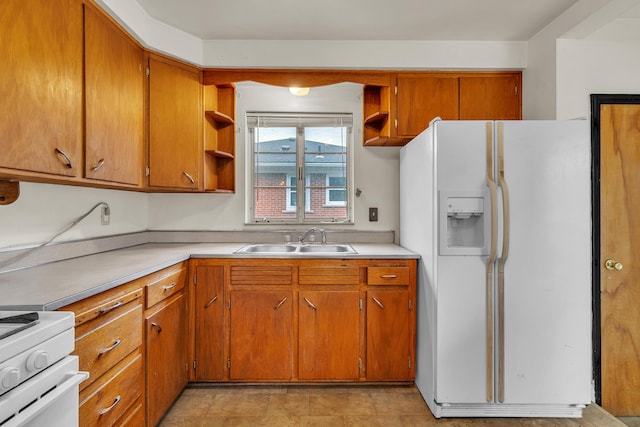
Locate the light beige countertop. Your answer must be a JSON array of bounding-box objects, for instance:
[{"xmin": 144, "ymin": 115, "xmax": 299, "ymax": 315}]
[{"xmin": 0, "ymin": 242, "xmax": 418, "ymax": 311}]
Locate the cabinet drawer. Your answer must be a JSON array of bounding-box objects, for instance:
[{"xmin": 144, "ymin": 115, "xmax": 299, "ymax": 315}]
[
  {"xmin": 75, "ymin": 304, "xmax": 142, "ymax": 390},
  {"xmin": 231, "ymin": 266, "xmax": 293, "ymax": 285},
  {"xmin": 367, "ymin": 267, "xmax": 409, "ymax": 286},
  {"xmin": 146, "ymin": 265, "xmax": 187, "ymax": 308},
  {"xmin": 79, "ymin": 354, "xmax": 143, "ymax": 427},
  {"xmin": 299, "ymin": 266, "xmax": 360, "ymax": 285}
]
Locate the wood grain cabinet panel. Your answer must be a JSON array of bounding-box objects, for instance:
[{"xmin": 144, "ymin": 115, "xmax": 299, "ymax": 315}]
[
  {"xmin": 148, "ymin": 55, "xmax": 202, "ymax": 190},
  {"xmin": 459, "ymin": 74, "xmax": 521, "ymax": 120},
  {"xmin": 84, "ymin": 5, "xmax": 144, "ymax": 186},
  {"xmin": 366, "ymin": 290, "xmax": 412, "ymax": 380},
  {"xmin": 298, "ymin": 290, "xmax": 360, "ymax": 380},
  {"xmin": 396, "ymin": 74, "xmax": 459, "ymax": 137},
  {"xmin": 229, "ymin": 290, "xmax": 293, "ymax": 380},
  {"xmin": 146, "ymin": 293, "xmax": 189, "ymax": 427},
  {"xmin": 194, "ymin": 265, "xmax": 225, "ymax": 381},
  {"xmin": 0, "ymin": 0, "xmax": 82, "ymax": 177}
]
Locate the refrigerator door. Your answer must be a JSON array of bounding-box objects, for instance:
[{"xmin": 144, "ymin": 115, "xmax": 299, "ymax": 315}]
[
  {"xmin": 498, "ymin": 120, "xmax": 591, "ymax": 405},
  {"xmin": 434, "ymin": 121, "xmax": 494, "ymax": 404}
]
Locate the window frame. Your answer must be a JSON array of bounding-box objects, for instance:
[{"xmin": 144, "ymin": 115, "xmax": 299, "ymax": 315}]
[
  {"xmin": 325, "ymin": 174, "xmax": 347, "ymax": 207},
  {"xmin": 247, "ymin": 112, "xmax": 353, "ymax": 225}
]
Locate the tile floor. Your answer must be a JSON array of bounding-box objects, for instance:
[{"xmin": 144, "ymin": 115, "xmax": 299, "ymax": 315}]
[{"xmin": 159, "ymin": 384, "xmax": 634, "ymax": 427}]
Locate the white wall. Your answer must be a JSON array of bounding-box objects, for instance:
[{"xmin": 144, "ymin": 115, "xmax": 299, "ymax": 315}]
[
  {"xmin": 0, "ymin": 183, "xmax": 147, "ymax": 249},
  {"xmin": 148, "ymin": 82, "xmax": 400, "ymax": 236}
]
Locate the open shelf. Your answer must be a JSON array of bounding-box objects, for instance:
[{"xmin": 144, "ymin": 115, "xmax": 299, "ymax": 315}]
[
  {"xmin": 363, "ymin": 111, "xmax": 389, "ymax": 127},
  {"xmin": 203, "ymin": 83, "xmax": 236, "ymax": 193}
]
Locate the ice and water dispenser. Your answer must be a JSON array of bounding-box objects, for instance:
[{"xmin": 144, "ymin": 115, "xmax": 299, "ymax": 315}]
[{"xmin": 439, "ymin": 190, "xmax": 490, "ymax": 256}]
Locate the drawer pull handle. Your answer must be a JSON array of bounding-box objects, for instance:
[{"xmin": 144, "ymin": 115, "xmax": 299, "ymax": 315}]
[
  {"xmin": 274, "ymin": 297, "xmax": 287, "ymax": 310},
  {"xmin": 373, "ymin": 297, "xmax": 385, "ymax": 309},
  {"xmin": 54, "ymin": 147, "xmax": 73, "ymax": 168},
  {"xmin": 99, "ymin": 395, "xmax": 121, "ymax": 416},
  {"xmin": 98, "ymin": 339, "xmax": 122, "ymax": 355},
  {"xmin": 151, "ymin": 322, "xmax": 163, "ymax": 333},
  {"xmin": 205, "ymin": 295, "xmax": 218, "ymax": 308},
  {"xmin": 380, "ymin": 274, "xmax": 398, "ymax": 279},
  {"xmin": 304, "ymin": 297, "xmax": 318, "ymax": 310},
  {"xmin": 90, "ymin": 158, "xmax": 105, "ymax": 172},
  {"xmin": 162, "ymin": 283, "xmax": 177, "ymax": 291},
  {"xmin": 183, "ymin": 171, "xmax": 195, "ymax": 184},
  {"xmin": 98, "ymin": 301, "xmax": 123, "ymax": 314}
]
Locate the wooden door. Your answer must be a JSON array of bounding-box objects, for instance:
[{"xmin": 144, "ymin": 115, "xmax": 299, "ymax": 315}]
[
  {"xmin": 229, "ymin": 290, "xmax": 293, "ymax": 380},
  {"xmin": 459, "ymin": 74, "xmax": 521, "ymax": 120},
  {"xmin": 0, "ymin": 0, "xmax": 82, "ymax": 176},
  {"xmin": 194, "ymin": 265, "xmax": 225, "ymax": 381},
  {"xmin": 366, "ymin": 290, "xmax": 411, "ymax": 380},
  {"xmin": 599, "ymin": 102, "xmax": 640, "ymax": 415},
  {"xmin": 148, "ymin": 55, "xmax": 202, "ymax": 189},
  {"xmin": 396, "ymin": 75, "xmax": 459, "ymax": 137},
  {"xmin": 84, "ymin": 6, "xmax": 143, "ymax": 185},
  {"xmin": 146, "ymin": 294, "xmax": 188, "ymax": 427},
  {"xmin": 298, "ymin": 291, "xmax": 360, "ymax": 380}
]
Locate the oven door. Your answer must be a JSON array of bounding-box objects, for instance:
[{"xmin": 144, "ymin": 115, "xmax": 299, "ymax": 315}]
[{"xmin": 0, "ymin": 356, "xmax": 88, "ymax": 427}]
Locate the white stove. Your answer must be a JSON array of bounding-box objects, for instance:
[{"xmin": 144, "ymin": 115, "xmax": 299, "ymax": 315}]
[{"xmin": 0, "ymin": 311, "xmax": 87, "ymax": 427}]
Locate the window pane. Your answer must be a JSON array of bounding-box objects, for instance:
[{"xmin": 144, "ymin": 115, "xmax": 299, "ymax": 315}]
[
  {"xmin": 253, "ymin": 127, "xmax": 297, "ymax": 220},
  {"xmin": 304, "ymin": 127, "xmax": 348, "ymax": 220}
]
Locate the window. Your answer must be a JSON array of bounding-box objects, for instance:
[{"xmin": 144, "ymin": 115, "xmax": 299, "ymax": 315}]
[{"xmin": 248, "ymin": 113, "xmax": 352, "ymax": 224}]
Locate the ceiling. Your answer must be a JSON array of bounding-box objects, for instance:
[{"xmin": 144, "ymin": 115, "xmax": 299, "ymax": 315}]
[{"xmin": 134, "ymin": 0, "xmax": 584, "ymax": 41}]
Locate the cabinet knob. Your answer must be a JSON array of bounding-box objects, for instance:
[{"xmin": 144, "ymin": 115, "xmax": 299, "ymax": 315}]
[{"xmin": 605, "ymin": 259, "xmax": 623, "ymax": 271}]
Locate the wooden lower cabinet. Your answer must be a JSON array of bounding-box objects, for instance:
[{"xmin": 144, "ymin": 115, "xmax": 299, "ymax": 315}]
[
  {"xmin": 146, "ymin": 293, "xmax": 188, "ymax": 426},
  {"xmin": 193, "ymin": 265, "xmax": 225, "ymax": 381},
  {"xmin": 366, "ymin": 290, "xmax": 412, "ymax": 380},
  {"xmin": 190, "ymin": 258, "xmax": 416, "ymax": 383},
  {"xmin": 229, "ymin": 290, "xmax": 293, "ymax": 380},
  {"xmin": 298, "ymin": 290, "xmax": 360, "ymax": 380}
]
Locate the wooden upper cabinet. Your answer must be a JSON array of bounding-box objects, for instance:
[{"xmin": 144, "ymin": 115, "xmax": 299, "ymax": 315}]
[
  {"xmin": 459, "ymin": 73, "xmax": 521, "ymax": 120},
  {"xmin": 0, "ymin": 0, "xmax": 82, "ymax": 177},
  {"xmin": 84, "ymin": 6, "xmax": 144, "ymax": 186},
  {"xmin": 396, "ymin": 75, "xmax": 459, "ymax": 138},
  {"xmin": 148, "ymin": 55, "xmax": 202, "ymax": 190}
]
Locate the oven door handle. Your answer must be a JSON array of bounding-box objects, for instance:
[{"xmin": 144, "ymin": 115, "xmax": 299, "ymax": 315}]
[{"xmin": 6, "ymin": 371, "xmax": 88, "ymax": 426}]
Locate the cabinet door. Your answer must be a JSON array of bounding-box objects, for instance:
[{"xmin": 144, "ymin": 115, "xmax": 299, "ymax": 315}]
[
  {"xmin": 0, "ymin": 0, "xmax": 82, "ymax": 176},
  {"xmin": 84, "ymin": 6, "xmax": 143, "ymax": 185},
  {"xmin": 146, "ymin": 293, "xmax": 188, "ymax": 427},
  {"xmin": 148, "ymin": 56, "xmax": 201, "ymax": 189},
  {"xmin": 396, "ymin": 75, "xmax": 459, "ymax": 137},
  {"xmin": 299, "ymin": 291, "xmax": 360, "ymax": 380},
  {"xmin": 229, "ymin": 290, "xmax": 293, "ymax": 380},
  {"xmin": 194, "ymin": 265, "xmax": 225, "ymax": 381},
  {"xmin": 459, "ymin": 74, "xmax": 521, "ymax": 120},
  {"xmin": 367, "ymin": 290, "xmax": 411, "ymax": 380}
]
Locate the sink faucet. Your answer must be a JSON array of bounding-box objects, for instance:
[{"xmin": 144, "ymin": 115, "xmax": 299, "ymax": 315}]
[{"xmin": 298, "ymin": 228, "xmax": 326, "ymax": 244}]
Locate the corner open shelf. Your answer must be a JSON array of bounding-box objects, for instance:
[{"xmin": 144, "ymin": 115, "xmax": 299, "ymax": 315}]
[{"xmin": 203, "ymin": 83, "xmax": 236, "ymax": 192}]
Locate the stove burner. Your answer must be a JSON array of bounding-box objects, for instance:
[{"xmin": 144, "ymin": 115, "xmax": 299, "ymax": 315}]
[{"xmin": 0, "ymin": 312, "xmax": 39, "ymax": 340}]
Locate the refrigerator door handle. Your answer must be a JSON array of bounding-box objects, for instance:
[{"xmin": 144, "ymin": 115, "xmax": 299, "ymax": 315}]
[
  {"xmin": 496, "ymin": 122, "xmax": 511, "ymax": 404},
  {"xmin": 485, "ymin": 122, "xmax": 498, "ymax": 403}
]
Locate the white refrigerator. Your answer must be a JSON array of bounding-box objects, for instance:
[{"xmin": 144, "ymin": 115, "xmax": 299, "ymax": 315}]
[{"xmin": 399, "ymin": 120, "xmax": 592, "ymax": 418}]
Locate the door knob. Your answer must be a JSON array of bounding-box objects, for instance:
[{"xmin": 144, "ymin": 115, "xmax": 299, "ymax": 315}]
[{"xmin": 605, "ymin": 259, "xmax": 623, "ymax": 271}]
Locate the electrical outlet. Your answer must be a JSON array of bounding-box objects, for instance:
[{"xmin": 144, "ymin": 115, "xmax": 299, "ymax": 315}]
[
  {"xmin": 101, "ymin": 205, "xmax": 110, "ymax": 225},
  {"xmin": 369, "ymin": 207, "xmax": 378, "ymax": 222}
]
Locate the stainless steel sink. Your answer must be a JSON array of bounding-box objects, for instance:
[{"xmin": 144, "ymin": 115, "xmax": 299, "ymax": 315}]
[
  {"xmin": 235, "ymin": 244, "xmax": 297, "ymax": 253},
  {"xmin": 234, "ymin": 243, "xmax": 357, "ymax": 255},
  {"xmin": 298, "ymin": 244, "xmax": 355, "ymax": 253}
]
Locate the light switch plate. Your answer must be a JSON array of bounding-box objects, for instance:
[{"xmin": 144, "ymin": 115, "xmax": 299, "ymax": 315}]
[{"xmin": 369, "ymin": 207, "xmax": 378, "ymax": 222}]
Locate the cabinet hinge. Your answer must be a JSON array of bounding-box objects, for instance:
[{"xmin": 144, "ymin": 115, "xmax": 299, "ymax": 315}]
[
  {"xmin": 228, "ymin": 299, "xmax": 231, "ymax": 310},
  {"xmin": 193, "ymin": 273, "xmax": 197, "ymax": 285},
  {"xmin": 408, "ymin": 357, "xmax": 411, "ymax": 369},
  {"xmin": 227, "ymin": 358, "xmax": 231, "ymax": 369},
  {"xmin": 145, "ymin": 166, "xmax": 150, "ymax": 177},
  {"xmin": 395, "ymin": 118, "xmax": 398, "ymax": 128},
  {"xmin": 408, "ymin": 299, "xmax": 412, "ymax": 311},
  {"xmin": 359, "ymin": 299, "xmax": 363, "ymax": 310},
  {"xmin": 394, "ymin": 85, "xmax": 398, "ymax": 96},
  {"xmin": 514, "ymin": 85, "xmax": 518, "ymax": 96},
  {"xmin": 193, "ymin": 360, "xmax": 197, "ymax": 370},
  {"xmin": 146, "ymin": 66, "xmax": 150, "ymax": 78},
  {"xmin": 358, "ymin": 358, "xmax": 363, "ymax": 373}
]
